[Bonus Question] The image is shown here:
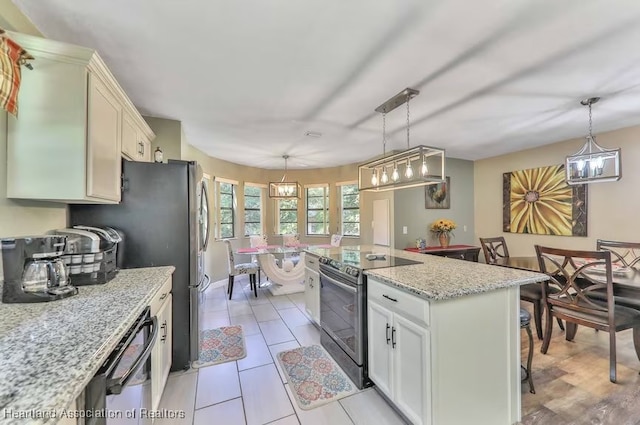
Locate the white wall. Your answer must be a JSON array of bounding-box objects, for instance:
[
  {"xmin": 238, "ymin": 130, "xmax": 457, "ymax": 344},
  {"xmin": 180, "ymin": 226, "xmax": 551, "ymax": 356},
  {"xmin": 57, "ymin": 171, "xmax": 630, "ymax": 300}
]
[{"xmin": 474, "ymin": 125, "xmax": 640, "ymax": 257}]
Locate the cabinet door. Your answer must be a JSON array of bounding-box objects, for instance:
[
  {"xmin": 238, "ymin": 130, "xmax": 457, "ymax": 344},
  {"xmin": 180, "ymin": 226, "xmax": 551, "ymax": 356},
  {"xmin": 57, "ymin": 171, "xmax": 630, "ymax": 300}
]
[
  {"xmin": 151, "ymin": 294, "xmax": 172, "ymax": 411},
  {"xmin": 121, "ymin": 112, "xmax": 138, "ymax": 160},
  {"xmin": 87, "ymin": 74, "xmax": 122, "ymax": 202},
  {"xmin": 367, "ymin": 300, "xmax": 394, "ymax": 398},
  {"xmin": 141, "ymin": 138, "xmax": 152, "ymax": 162},
  {"xmin": 307, "ymin": 269, "xmax": 320, "ymax": 324},
  {"xmin": 304, "ymin": 268, "xmax": 316, "ymax": 323},
  {"xmin": 393, "ymin": 313, "xmax": 431, "ymax": 425}
]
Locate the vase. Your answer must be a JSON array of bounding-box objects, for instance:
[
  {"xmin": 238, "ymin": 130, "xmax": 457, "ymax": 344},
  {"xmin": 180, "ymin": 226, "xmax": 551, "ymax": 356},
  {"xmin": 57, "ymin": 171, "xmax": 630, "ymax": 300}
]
[{"xmin": 438, "ymin": 233, "xmax": 450, "ymax": 248}]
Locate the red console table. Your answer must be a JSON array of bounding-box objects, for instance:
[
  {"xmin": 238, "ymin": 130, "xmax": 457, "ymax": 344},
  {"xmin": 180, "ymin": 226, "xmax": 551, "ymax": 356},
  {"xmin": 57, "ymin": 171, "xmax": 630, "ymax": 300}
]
[{"xmin": 405, "ymin": 245, "xmax": 481, "ymax": 262}]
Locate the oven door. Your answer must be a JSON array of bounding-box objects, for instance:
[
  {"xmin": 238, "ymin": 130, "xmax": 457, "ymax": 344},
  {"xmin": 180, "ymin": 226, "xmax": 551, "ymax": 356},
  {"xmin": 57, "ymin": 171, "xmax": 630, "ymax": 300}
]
[{"xmin": 319, "ymin": 266, "xmax": 363, "ymax": 365}]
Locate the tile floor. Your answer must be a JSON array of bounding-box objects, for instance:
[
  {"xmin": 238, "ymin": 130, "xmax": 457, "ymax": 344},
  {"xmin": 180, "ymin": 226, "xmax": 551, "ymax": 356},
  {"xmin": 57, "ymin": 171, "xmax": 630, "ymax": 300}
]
[{"xmin": 112, "ymin": 275, "xmax": 408, "ymax": 425}]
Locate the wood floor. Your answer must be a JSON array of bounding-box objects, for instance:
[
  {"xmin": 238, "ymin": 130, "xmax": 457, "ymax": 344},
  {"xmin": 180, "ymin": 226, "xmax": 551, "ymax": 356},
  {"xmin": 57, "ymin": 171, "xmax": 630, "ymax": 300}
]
[{"xmin": 520, "ymin": 304, "xmax": 640, "ymax": 425}]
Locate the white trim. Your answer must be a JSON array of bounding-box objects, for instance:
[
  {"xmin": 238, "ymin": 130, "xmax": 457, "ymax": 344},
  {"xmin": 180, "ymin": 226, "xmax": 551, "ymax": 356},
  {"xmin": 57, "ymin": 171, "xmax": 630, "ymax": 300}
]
[
  {"xmin": 203, "ymin": 173, "xmax": 212, "ymax": 180},
  {"xmin": 245, "ymin": 182, "xmax": 268, "ymax": 188},
  {"xmin": 304, "ymin": 183, "xmax": 329, "ymax": 189},
  {"xmin": 336, "ymin": 180, "xmax": 358, "ymax": 186},
  {"xmin": 217, "ymin": 177, "xmax": 239, "ymax": 185}
]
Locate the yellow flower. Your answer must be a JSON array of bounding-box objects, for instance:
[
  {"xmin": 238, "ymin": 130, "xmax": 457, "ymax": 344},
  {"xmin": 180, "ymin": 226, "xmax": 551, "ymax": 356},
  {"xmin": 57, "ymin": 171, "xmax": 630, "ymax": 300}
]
[{"xmin": 509, "ymin": 165, "xmax": 572, "ymax": 235}]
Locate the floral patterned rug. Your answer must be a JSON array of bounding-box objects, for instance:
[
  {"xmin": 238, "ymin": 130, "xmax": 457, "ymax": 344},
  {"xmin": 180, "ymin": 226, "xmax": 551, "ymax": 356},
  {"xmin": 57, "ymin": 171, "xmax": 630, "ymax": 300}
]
[
  {"xmin": 192, "ymin": 326, "xmax": 246, "ymax": 369},
  {"xmin": 277, "ymin": 344, "xmax": 357, "ymax": 410}
]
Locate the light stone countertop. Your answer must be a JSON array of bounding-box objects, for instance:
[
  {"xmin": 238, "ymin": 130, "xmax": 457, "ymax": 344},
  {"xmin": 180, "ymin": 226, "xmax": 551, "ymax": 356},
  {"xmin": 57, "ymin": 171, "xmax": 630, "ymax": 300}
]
[
  {"xmin": 0, "ymin": 266, "xmax": 175, "ymax": 425},
  {"xmin": 304, "ymin": 245, "xmax": 548, "ymax": 300}
]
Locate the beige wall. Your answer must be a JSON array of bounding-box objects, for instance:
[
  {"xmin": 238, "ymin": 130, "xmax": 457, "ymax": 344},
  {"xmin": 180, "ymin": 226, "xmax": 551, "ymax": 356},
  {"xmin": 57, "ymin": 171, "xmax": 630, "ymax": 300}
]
[
  {"xmin": 474, "ymin": 125, "xmax": 640, "ymax": 257},
  {"xmin": 0, "ymin": 5, "xmax": 66, "ymax": 240}
]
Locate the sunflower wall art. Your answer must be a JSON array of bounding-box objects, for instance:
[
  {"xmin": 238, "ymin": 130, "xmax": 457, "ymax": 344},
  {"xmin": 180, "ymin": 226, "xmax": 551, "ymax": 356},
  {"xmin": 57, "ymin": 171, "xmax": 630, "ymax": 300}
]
[{"xmin": 503, "ymin": 164, "xmax": 587, "ymax": 236}]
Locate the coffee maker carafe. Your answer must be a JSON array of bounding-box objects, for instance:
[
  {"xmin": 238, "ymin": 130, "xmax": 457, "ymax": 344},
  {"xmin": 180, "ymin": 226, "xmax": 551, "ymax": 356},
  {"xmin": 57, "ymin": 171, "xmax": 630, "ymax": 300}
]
[{"xmin": 1, "ymin": 236, "xmax": 78, "ymax": 303}]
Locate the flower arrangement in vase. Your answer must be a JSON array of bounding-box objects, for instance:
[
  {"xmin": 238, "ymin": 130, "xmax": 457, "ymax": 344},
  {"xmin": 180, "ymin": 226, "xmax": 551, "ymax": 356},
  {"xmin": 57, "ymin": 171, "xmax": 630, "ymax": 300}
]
[{"xmin": 430, "ymin": 219, "xmax": 456, "ymax": 248}]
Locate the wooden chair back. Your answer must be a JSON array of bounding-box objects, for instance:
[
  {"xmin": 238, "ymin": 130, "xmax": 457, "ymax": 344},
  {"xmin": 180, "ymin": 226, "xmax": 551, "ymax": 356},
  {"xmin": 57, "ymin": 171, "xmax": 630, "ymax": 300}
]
[
  {"xmin": 534, "ymin": 245, "xmax": 614, "ymax": 327},
  {"xmin": 597, "ymin": 239, "xmax": 640, "ymax": 269},
  {"xmin": 479, "ymin": 236, "xmax": 510, "ymax": 264}
]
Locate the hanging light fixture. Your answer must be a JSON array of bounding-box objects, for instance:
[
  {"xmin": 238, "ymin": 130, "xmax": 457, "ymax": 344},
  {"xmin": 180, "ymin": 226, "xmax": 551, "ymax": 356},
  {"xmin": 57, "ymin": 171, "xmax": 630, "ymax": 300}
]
[
  {"xmin": 359, "ymin": 88, "xmax": 446, "ymax": 191},
  {"xmin": 565, "ymin": 97, "xmax": 621, "ymax": 185},
  {"xmin": 269, "ymin": 155, "xmax": 301, "ymax": 199}
]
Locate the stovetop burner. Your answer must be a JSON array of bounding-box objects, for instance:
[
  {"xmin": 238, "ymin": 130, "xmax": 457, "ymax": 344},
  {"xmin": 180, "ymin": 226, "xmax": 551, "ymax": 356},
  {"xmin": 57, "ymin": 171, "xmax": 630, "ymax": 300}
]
[{"xmin": 319, "ymin": 251, "xmax": 422, "ymax": 278}]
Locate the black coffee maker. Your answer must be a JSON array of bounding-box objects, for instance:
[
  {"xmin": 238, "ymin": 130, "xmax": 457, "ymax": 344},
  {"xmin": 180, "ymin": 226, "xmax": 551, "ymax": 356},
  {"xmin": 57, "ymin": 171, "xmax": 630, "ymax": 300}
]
[{"xmin": 1, "ymin": 235, "xmax": 79, "ymax": 303}]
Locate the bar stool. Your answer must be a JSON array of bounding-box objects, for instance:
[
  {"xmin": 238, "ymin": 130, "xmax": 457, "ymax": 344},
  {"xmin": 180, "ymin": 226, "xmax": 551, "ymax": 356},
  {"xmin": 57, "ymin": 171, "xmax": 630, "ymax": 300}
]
[{"xmin": 520, "ymin": 308, "xmax": 535, "ymax": 394}]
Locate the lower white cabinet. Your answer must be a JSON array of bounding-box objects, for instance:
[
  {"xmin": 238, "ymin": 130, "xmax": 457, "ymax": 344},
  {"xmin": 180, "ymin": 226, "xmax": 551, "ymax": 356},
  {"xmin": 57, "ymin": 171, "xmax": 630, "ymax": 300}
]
[
  {"xmin": 368, "ymin": 298, "xmax": 430, "ymax": 425},
  {"xmin": 305, "ymin": 268, "xmax": 320, "ymax": 325},
  {"xmin": 150, "ymin": 282, "xmax": 173, "ymax": 412},
  {"xmin": 304, "ymin": 254, "xmax": 320, "ymax": 325},
  {"xmin": 367, "ymin": 277, "xmax": 522, "ymax": 425}
]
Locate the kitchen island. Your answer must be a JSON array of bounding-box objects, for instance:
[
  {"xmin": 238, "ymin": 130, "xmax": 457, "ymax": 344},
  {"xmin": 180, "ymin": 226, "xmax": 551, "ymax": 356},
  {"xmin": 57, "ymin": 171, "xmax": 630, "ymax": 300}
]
[
  {"xmin": 305, "ymin": 245, "xmax": 547, "ymax": 425},
  {"xmin": 0, "ymin": 266, "xmax": 174, "ymax": 425}
]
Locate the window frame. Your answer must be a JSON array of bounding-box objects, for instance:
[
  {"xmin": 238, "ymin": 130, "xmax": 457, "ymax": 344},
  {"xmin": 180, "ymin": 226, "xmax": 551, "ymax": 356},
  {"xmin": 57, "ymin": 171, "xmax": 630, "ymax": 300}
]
[
  {"xmin": 243, "ymin": 183, "xmax": 265, "ymax": 237},
  {"xmin": 276, "ymin": 198, "xmax": 299, "ymax": 235},
  {"xmin": 305, "ymin": 184, "xmax": 330, "ymax": 236},
  {"xmin": 217, "ymin": 179, "xmax": 237, "ymax": 239},
  {"xmin": 339, "ymin": 181, "xmax": 360, "ymax": 237}
]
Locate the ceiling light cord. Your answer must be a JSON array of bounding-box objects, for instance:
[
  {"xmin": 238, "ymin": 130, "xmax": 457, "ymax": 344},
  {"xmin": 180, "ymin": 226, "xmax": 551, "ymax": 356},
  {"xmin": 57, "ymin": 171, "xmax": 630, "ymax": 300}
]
[{"xmin": 406, "ymin": 94, "xmax": 411, "ymax": 149}]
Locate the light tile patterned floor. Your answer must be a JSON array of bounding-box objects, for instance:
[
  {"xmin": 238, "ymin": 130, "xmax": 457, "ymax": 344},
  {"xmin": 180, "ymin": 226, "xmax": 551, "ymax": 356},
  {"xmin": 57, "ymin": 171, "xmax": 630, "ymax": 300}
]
[{"xmin": 156, "ymin": 275, "xmax": 407, "ymax": 425}]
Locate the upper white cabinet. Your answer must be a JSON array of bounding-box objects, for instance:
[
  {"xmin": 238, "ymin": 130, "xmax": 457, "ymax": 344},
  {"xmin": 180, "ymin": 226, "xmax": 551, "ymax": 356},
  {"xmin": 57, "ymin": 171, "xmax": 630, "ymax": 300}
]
[
  {"xmin": 122, "ymin": 110, "xmax": 153, "ymax": 162},
  {"xmin": 5, "ymin": 31, "xmax": 155, "ymax": 203}
]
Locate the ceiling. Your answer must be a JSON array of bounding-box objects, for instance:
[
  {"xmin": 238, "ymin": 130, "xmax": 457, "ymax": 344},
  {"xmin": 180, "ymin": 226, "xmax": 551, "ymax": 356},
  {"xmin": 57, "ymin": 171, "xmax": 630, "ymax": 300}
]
[{"xmin": 12, "ymin": 0, "xmax": 640, "ymax": 169}]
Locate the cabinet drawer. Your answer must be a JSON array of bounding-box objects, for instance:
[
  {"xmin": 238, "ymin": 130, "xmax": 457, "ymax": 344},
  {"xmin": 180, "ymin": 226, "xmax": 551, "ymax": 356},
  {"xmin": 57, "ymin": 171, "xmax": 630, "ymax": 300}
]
[
  {"xmin": 368, "ymin": 280, "xmax": 429, "ymax": 326},
  {"xmin": 304, "ymin": 254, "xmax": 320, "ymax": 273},
  {"xmin": 150, "ymin": 276, "xmax": 172, "ymax": 316}
]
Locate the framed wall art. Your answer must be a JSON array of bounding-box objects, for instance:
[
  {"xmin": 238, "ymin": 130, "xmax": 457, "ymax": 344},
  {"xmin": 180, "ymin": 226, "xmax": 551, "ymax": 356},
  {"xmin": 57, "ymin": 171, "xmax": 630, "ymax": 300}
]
[
  {"xmin": 425, "ymin": 177, "xmax": 450, "ymax": 209},
  {"xmin": 503, "ymin": 164, "xmax": 587, "ymax": 236}
]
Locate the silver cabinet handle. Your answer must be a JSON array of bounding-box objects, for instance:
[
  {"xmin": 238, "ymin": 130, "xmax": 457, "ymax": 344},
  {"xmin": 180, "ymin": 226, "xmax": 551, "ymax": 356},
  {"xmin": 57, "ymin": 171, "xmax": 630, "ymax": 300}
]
[
  {"xmin": 391, "ymin": 327, "xmax": 397, "ymax": 349},
  {"xmin": 386, "ymin": 323, "xmax": 391, "ymax": 345},
  {"xmin": 159, "ymin": 292, "xmax": 168, "ymax": 301}
]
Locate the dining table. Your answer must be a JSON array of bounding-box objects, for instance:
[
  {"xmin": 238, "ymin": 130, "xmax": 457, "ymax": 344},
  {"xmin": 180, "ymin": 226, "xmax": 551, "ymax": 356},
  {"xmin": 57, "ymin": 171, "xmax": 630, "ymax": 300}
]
[{"xmin": 235, "ymin": 243, "xmax": 334, "ymax": 295}]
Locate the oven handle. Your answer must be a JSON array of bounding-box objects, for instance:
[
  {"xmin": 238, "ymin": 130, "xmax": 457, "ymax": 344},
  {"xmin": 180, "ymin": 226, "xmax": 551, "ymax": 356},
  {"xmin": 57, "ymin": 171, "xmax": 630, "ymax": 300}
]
[
  {"xmin": 319, "ymin": 270, "xmax": 357, "ymax": 294},
  {"xmin": 106, "ymin": 316, "xmax": 158, "ymax": 395}
]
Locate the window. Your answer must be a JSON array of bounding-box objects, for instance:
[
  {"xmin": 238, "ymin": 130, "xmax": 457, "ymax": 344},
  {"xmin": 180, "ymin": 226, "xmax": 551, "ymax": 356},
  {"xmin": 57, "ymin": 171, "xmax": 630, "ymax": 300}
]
[
  {"xmin": 340, "ymin": 183, "xmax": 360, "ymax": 236},
  {"xmin": 218, "ymin": 181, "xmax": 236, "ymax": 239},
  {"xmin": 244, "ymin": 184, "xmax": 263, "ymax": 236},
  {"xmin": 306, "ymin": 185, "xmax": 329, "ymax": 235},
  {"xmin": 277, "ymin": 199, "xmax": 298, "ymax": 234}
]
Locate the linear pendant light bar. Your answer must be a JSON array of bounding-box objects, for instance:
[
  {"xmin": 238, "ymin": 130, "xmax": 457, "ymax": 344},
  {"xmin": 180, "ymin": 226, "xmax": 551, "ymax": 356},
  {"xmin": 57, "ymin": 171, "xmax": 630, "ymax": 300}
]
[{"xmin": 359, "ymin": 88, "xmax": 446, "ymax": 192}]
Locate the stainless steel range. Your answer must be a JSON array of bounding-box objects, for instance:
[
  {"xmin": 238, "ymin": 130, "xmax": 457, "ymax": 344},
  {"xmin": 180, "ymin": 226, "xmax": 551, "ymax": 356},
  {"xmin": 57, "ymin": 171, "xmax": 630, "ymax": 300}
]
[{"xmin": 318, "ymin": 251, "xmax": 421, "ymax": 389}]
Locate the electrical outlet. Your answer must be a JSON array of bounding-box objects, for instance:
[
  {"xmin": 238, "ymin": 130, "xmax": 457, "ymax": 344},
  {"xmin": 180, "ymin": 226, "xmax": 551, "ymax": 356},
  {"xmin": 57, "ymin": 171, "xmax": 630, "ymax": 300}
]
[
  {"xmin": 402, "ymin": 226, "xmax": 408, "ymax": 234},
  {"xmin": 463, "ymin": 225, "xmax": 467, "ymax": 232}
]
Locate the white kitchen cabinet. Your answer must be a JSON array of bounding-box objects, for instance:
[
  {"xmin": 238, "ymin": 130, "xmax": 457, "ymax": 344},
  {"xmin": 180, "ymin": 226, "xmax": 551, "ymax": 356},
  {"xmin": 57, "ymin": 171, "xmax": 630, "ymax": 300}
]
[
  {"xmin": 367, "ymin": 277, "xmax": 522, "ymax": 425},
  {"xmin": 368, "ymin": 297, "xmax": 430, "ymax": 425},
  {"xmin": 5, "ymin": 31, "xmax": 155, "ymax": 203},
  {"xmin": 122, "ymin": 111, "xmax": 153, "ymax": 162},
  {"xmin": 150, "ymin": 277, "xmax": 172, "ymax": 412},
  {"xmin": 304, "ymin": 254, "xmax": 320, "ymax": 325}
]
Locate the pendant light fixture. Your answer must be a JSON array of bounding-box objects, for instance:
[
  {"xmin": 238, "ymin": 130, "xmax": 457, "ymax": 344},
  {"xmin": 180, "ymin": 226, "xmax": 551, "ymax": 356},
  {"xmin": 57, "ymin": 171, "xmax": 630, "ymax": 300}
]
[
  {"xmin": 269, "ymin": 155, "xmax": 301, "ymax": 199},
  {"xmin": 359, "ymin": 88, "xmax": 446, "ymax": 192},
  {"xmin": 565, "ymin": 97, "xmax": 621, "ymax": 185}
]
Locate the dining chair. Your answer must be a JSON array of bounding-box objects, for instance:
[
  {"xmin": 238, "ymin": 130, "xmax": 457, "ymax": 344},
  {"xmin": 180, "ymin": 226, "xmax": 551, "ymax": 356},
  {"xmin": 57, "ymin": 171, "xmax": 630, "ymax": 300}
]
[
  {"xmin": 479, "ymin": 236, "xmax": 564, "ymax": 339},
  {"xmin": 223, "ymin": 240, "xmax": 259, "ymax": 299},
  {"xmin": 249, "ymin": 234, "xmax": 269, "ymax": 283},
  {"xmin": 520, "ymin": 308, "xmax": 535, "ymax": 394},
  {"xmin": 330, "ymin": 234, "xmax": 343, "ymax": 247},
  {"xmin": 535, "ymin": 245, "xmax": 640, "ymax": 383},
  {"xmin": 283, "ymin": 233, "xmax": 300, "ymax": 247},
  {"xmin": 597, "ymin": 239, "xmax": 640, "ymax": 269}
]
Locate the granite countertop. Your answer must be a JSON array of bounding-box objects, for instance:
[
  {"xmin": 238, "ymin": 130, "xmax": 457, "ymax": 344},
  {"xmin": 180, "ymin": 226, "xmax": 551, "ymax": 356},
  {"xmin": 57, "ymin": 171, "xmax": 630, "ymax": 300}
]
[
  {"xmin": 304, "ymin": 244, "xmax": 548, "ymax": 301},
  {"xmin": 0, "ymin": 266, "xmax": 174, "ymax": 425}
]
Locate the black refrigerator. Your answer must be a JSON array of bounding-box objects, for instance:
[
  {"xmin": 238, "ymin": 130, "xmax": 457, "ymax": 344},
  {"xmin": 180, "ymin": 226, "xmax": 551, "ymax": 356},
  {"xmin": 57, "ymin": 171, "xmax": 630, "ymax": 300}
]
[{"xmin": 69, "ymin": 159, "xmax": 211, "ymax": 371}]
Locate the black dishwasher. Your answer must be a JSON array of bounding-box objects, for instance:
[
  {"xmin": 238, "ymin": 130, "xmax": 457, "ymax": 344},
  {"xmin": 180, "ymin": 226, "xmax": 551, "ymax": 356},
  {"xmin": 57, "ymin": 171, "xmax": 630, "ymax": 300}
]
[{"xmin": 79, "ymin": 307, "xmax": 158, "ymax": 425}]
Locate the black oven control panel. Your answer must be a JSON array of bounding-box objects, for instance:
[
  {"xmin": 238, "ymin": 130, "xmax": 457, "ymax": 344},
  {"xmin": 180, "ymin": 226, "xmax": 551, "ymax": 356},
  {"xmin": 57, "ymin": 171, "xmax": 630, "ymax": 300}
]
[{"xmin": 319, "ymin": 256, "xmax": 361, "ymax": 278}]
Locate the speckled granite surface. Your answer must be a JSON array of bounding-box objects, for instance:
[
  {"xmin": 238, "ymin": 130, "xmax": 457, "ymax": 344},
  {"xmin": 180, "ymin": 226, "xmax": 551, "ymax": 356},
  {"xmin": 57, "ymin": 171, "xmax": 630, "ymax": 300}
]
[
  {"xmin": 304, "ymin": 245, "xmax": 548, "ymax": 300},
  {"xmin": 0, "ymin": 266, "xmax": 174, "ymax": 425}
]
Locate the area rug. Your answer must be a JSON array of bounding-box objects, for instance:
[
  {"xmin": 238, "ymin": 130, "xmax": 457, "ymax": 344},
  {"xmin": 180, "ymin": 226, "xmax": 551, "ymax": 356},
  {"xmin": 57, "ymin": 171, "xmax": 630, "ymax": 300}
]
[
  {"xmin": 114, "ymin": 344, "xmax": 147, "ymax": 385},
  {"xmin": 191, "ymin": 325, "xmax": 246, "ymax": 369},
  {"xmin": 277, "ymin": 344, "xmax": 357, "ymax": 410}
]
